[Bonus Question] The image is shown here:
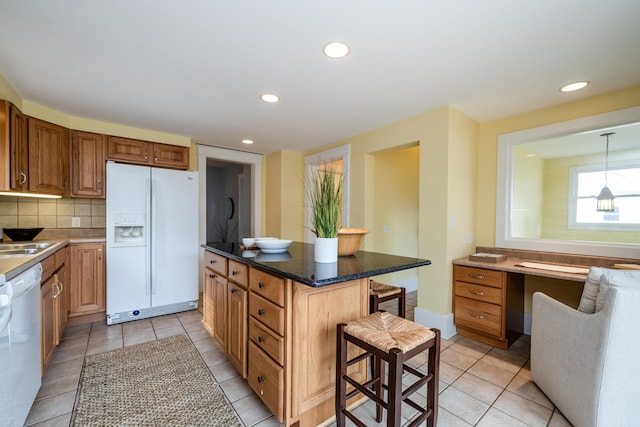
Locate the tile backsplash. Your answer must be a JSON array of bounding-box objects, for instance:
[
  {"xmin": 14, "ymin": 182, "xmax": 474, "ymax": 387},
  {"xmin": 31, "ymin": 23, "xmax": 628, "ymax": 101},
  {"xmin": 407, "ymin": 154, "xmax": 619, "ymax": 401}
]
[{"xmin": 0, "ymin": 196, "xmax": 106, "ymax": 229}]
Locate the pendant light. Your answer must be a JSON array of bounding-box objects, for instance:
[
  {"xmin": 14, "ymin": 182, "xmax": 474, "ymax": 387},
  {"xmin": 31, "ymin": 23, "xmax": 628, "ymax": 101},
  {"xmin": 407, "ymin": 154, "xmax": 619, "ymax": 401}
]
[{"xmin": 596, "ymin": 132, "xmax": 615, "ymax": 212}]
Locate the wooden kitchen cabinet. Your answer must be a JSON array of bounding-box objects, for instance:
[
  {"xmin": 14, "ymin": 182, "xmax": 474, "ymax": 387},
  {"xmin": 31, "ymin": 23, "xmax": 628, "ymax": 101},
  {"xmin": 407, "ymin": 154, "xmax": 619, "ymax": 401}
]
[
  {"xmin": 41, "ymin": 247, "xmax": 68, "ymax": 373},
  {"xmin": 0, "ymin": 101, "xmax": 29, "ymax": 192},
  {"xmin": 452, "ymin": 264, "xmax": 523, "ymax": 349},
  {"xmin": 71, "ymin": 130, "xmax": 105, "ymax": 198},
  {"xmin": 69, "ymin": 242, "xmax": 106, "ymax": 316},
  {"xmin": 106, "ymin": 136, "xmax": 189, "ymax": 170},
  {"xmin": 28, "ymin": 117, "xmax": 69, "ymax": 196}
]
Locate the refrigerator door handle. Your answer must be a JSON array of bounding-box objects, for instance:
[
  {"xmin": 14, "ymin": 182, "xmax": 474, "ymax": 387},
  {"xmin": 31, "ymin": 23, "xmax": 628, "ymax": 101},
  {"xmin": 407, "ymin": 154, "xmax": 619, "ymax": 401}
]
[
  {"xmin": 150, "ymin": 179, "xmax": 158, "ymax": 295},
  {"xmin": 145, "ymin": 178, "xmax": 152, "ymax": 296}
]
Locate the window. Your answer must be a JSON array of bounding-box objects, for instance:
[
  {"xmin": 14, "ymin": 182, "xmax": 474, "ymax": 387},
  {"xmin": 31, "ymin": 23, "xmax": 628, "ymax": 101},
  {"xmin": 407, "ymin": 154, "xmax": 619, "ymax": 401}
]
[{"xmin": 569, "ymin": 163, "xmax": 640, "ymax": 230}]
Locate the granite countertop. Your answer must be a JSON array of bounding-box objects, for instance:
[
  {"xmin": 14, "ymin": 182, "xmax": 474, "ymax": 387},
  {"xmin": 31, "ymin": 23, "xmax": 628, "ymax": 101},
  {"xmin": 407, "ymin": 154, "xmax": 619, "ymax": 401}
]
[
  {"xmin": 202, "ymin": 241, "xmax": 431, "ymax": 287},
  {"xmin": 0, "ymin": 234, "xmax": 106, "ymax": 282}
]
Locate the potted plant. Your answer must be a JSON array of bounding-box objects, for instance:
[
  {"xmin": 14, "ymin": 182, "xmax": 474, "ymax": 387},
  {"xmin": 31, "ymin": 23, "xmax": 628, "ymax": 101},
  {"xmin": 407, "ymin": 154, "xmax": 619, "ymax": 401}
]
[{"xmin": 309, "ymin": 166, "xmax": 344, "ymax": 262}]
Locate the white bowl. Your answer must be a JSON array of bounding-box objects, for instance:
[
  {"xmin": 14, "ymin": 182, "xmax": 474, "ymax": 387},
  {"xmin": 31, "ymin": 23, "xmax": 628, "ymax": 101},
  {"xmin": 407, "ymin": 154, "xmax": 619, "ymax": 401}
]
[
  {"xmin": 256, "ymin": 239, "xmax": 292, "ymax": 252},
  {"xmin": 242, "ymin": 237, "xmax": 256, "ymax": 247}
]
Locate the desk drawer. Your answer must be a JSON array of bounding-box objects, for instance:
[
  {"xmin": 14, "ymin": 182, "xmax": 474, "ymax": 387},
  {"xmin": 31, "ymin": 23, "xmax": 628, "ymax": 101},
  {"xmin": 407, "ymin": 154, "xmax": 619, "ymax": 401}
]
[
  {"xmin": 248, "ymin": 341, "xmax": 284, "ymax": 421},
  {"xmin": 249, "ymin": 317, "xmax": 284, "ymax": 365},
  {"xmin": 454, "ymin": 266, "xmax": 503, "ymax": 288},
  {"xmin": 204, "ymin": 251, "xmax": 227, "ymax": 276},
  {"xmin": 454, "ymin": 297, "xmax": 502, "ymax": 337},
  {"xmin": 454, "ymin": 281, "xmax": 502, "ymax": 305},
  {"xmin": 250, "ymin": 268, "xmax": 285, "ymax": 306},
  {"xmin": 249, "ymin": 292, "xmax": 285, "ymax": 335},
  {"xmin": 228, "ymin": 260, "xmax": 248, "ymax": 288}
]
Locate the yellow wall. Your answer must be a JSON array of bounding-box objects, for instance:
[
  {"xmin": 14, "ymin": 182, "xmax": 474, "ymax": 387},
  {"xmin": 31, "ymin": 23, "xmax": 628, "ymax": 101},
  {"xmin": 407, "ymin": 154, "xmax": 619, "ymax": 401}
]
[
  {"xmin": 476, "ymin": 85, "xmax": 640, "ymax": 247},
  {"xmin": 264, "ymin": 150, "xmax": 304, "ymax": 241},
  {"xmin": 512, "ymin": 145, "xmax": 544, "ymax": 238},
  {"xmin": 0, "ymin": 74, "xmax": 191, "ymax": 148}
]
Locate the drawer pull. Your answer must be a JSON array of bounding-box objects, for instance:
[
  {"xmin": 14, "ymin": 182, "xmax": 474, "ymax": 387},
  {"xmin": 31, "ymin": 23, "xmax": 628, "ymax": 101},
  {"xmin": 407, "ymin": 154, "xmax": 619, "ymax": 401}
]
[
  {"xmin": 469, "ymin": 274, "xmax": 484, "ymax": 280},
  {"xmin": 208, "ymin": 273, "xmax": 215, "ymax": 279},
  {"xmin": 467, "ymin": 311, "xmax": 485, "ymax": 320},
  {"xmin": 258, "ymin": 336, "xmax": 265, "ymax": 343},
  {"xmin": 257, "ymin": 375, "xmax": 264, "ymax": 383},
  {"xmin": 468, "ymin": 289, "xmax": 484, "ymax": 296},
  {"xmin": 231, "ymin": 288, "xmax": 237, "ymax": 294},
  {"xmin": 258, "ymin": 309, "xmax": 265, "ymax": 316},
  {"xmin": 258, "ymin": 282, "xmax": 265, "ymax": 288},
  {"xmin": 232, "ymin": 270, "xmax": 239, "ymax": 276},
  {"xmin": 209, "ymin": 259, "xmax": 216, "ymax": 264}
]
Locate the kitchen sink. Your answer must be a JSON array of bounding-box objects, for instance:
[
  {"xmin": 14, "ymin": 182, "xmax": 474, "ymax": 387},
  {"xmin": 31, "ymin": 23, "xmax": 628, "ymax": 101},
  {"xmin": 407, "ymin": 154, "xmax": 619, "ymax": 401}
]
[{"xmin": 0, "ymin": 242, "xmax": 51, "ymax": 256}]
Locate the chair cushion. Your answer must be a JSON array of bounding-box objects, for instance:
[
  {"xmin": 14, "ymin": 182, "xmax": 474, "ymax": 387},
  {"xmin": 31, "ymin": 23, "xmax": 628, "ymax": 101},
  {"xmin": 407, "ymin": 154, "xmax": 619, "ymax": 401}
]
[
  {"xmin": 596, "ymin": 269, "xmax": 640, "ymax": 312},
  {"xmin": 578, "ymin": 267, "xmax": 604, "ymax": 314}
]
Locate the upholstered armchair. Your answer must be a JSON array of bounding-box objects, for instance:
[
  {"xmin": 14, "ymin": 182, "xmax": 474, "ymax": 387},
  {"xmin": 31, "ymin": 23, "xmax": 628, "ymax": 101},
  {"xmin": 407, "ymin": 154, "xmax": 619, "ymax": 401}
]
[{"xmin": 531, "ymin": 268, "xmax": 640, "ymax": 427}]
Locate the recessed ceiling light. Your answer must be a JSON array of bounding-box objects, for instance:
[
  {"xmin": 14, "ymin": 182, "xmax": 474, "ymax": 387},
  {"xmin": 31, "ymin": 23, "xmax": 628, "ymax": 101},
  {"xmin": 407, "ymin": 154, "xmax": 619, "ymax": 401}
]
[
  {"xmin": 560, "ymin": 81, "xmax": 590, "ymax": 92},
  {"xmin": 260, "ymin": 93, "xmax": 280, "ymax": 103},
  {"xmin": 242, "ymin": 139, "xmax": 254, "ymax": 145},
  {"xmin": 323, "ymin": 41, "xmax": 350, "ymax": 59}
]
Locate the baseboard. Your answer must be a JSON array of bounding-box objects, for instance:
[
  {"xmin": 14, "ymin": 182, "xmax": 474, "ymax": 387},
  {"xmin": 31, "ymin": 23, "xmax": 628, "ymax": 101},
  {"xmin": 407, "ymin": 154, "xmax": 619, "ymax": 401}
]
[{"xmin": 413, "ymin": 307, "xmax": 457, "ymax": 339}]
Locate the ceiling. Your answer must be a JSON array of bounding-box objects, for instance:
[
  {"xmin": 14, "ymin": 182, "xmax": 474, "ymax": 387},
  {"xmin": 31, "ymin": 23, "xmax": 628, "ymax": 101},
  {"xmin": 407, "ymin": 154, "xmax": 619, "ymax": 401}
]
[{"xmin": 1, "ymin": 1, "xmax": 639, "ymax": 156}]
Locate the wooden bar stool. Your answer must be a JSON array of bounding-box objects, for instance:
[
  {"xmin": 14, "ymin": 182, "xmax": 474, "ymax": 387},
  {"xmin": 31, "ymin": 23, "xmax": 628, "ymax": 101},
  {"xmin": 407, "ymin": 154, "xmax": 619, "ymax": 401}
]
[
  {"xmin": 370, "ymin": 280, "xmax": 406, "ymax": 318},
  {"xmin": 336, "ymin": 311, "xmax": 440, "ymax": 427}
]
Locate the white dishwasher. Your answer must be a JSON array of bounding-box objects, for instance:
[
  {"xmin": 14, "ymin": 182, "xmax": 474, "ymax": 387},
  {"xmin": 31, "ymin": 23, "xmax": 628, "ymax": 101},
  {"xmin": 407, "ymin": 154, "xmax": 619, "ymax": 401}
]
[
  {"xmin": 0, "ymin": 281, "xmax": 12, "ymax": 427},
  {"xmin": 6, "ymin": 263, "xmax": 43, "ymax": 427}
]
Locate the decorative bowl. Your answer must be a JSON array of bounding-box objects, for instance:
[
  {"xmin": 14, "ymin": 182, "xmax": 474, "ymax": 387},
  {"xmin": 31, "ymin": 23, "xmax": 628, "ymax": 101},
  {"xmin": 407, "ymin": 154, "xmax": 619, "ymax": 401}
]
[
  {"xmin": 337, "ymin": 228, "xmax": 369, "ymax": 256},
  {"xmin": 3, "ymin": 227, "xmax": 44, "ymax": 242},
  {"xmin": 242, "ymin": 237, "xmax": 256, "ymax": 247},
  {"xmin": 256, "ymin": 239, "xmax": 293, "ymax": 253}
]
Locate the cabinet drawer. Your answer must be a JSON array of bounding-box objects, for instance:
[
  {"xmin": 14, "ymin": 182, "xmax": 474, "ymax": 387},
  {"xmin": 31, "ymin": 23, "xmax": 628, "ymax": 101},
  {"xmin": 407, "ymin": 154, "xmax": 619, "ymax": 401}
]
[
  {"xmin": 250, "ymin": 268, "xmax": 285, "ymax": 306},
  {"xmin": 204, "ymin": 250, "xmax": 227, "ymax": 276},
  {"xmin": 454, "ymin": 281, "xmax": 502, "ymax": 305},
  {"xmin": 248, "ymin": 341, "xmax": 284, "ymax": 422},
  {"xmin": 249, "ymin": 293, "xmax": 285, "ymax": 335},
  {"xmin": 228, "ymin": 260, "xmax": 248, "ymax": 288},
  {"xmin": 454, "ymin": 266, "xmax": 503, "ymax": 288},
  {"xmin": 454, "ymin": 297, "xmax": 502, "ymax": 338},
  {"xmin": 249, "ymin": 316, "xmax": 284, "ymax": 365}
]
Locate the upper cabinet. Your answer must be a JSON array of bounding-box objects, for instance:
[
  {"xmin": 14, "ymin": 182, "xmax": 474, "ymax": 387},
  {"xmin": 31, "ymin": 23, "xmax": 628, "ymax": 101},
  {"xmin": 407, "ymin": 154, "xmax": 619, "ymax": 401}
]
[
  {"xmin": 107, "ymin": 136, "xmax": 189, "ymax": 170},
  {"xmin": 71, "ymin": 130, "xmax": 105, "ymax": 198},
  {"xmin": 0, "ymin": 101, "xmax": 29, "ymax": 192},
  {"xmin": 28, "ymin": 117, "xmax": 69, "ymax": 196}
]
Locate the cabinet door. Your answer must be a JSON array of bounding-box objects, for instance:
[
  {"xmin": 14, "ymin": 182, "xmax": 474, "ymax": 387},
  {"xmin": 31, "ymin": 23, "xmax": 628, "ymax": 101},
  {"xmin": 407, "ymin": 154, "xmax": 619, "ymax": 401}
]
[
  {"xmin": 71, "ymin": 130, "xmax": 105, "ymax": 198},
  {"xmin": 203, "ymin": 268, "xmax": 215, "ymax": 336},
  {"xmin": 227, "ymin": 283, "xmax": 247, "ymax": 378},
  {"xmin": 69, "ymin": 243, "xmax": 105, "ymax": 316},
  {"xmin": 9, "ymin": 104, "xmax": 29, "ymax": 191},
  {"xmin": 213, "ymin": 275, "xmax": 227, "ymax": 350},
  {"xmin": 106, "ymin": 136, "xmax": 152, "ymax": 165},
  {"xmin": 28, "ymin": 117, "xmax": 69, "ymax": 195},
  {"xmin": 152, "ymin": 143, "xmax": 189, "ymax": 169},
  {"xmin": 41, "ymin": 275, "xmax": 57, "ymax": 372}
]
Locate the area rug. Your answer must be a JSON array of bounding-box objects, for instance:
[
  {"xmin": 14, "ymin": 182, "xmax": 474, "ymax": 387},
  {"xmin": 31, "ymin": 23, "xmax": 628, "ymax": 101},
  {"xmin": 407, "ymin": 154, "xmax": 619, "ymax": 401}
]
[{"xmin": 71, "ymin": 334, "xmax": 243, "ymax": 426}]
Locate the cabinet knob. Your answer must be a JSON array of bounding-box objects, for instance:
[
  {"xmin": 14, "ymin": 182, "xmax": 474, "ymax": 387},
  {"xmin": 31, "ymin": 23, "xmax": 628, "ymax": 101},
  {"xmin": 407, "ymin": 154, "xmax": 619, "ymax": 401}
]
[
  {"xmin": 258, "ymin": 282, "xmax": 265, "ymax": 289},
  {"xmin": 209, "ymin": 273, "xmax": 215, "ymax": 279},
  {"xmin": 258, "ymin": 336, "xmax": 265, "ymax": 343},
  {"xmin": 258, "ymin": 309, "xmax": 265, "ymax": 316},
  {"xmin": 257, "ymin": 376, "xmax": 264, "ymax": 383},
  {"xmin": 210, "ymin": 259, "xmax": 216, "ymax": 264},
  {"xmin": 231, "ymin": 288, "xmax": 237, "ymax": 293},
  {"xmin": 232, "ymin": 270, "xmax": 238, "ymax": 276}
]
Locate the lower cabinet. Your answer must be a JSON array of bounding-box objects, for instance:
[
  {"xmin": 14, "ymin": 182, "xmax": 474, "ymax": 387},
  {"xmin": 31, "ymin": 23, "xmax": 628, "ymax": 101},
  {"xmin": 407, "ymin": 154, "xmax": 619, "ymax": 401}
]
[
  {"xmin": 227, "ymin": 282, "xmax": 247, "ymax": 377},
  {"xmin": 41, "ymin": 247, "xmax": 68, "ymax": 373},
  {"xmin": 69, "ymin": 242, "xmax": 105, "ymax": 316}
]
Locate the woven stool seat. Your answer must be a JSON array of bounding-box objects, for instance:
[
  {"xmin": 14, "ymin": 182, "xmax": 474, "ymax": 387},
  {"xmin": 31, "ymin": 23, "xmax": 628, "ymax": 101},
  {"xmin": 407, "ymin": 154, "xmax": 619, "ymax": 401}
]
[
  {"xmin": 344, "ymin": 311, "xmax": 436, "ymax": 353},
  {"xmin": 370, "ymin": 281, "xmax": 403, "ymax": 298}
]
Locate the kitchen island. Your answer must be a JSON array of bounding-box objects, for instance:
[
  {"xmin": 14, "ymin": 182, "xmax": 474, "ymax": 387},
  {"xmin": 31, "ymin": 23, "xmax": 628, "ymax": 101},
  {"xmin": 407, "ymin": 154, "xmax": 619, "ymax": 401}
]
[{"xmin": 201, "ymin": 242, "xmax": 430, "ymax": 427}]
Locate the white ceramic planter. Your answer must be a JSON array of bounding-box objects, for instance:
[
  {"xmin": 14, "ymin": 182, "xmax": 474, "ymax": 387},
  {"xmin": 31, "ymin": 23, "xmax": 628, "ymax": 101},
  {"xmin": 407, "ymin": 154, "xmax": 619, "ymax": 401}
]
[{"xmin": 314, "ymin": 237, "xmax": 338, "ymax": 263}]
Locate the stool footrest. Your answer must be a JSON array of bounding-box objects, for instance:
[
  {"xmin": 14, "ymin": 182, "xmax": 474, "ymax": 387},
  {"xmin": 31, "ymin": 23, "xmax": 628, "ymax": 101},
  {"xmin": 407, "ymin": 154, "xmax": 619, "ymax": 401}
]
[
  {"xmin": 346, "ymin": 351, "xmax": 371, "ymax": 367},
  {"xmin": 406, "ymin": 407, "xmax": 433, "ymax": 427},
  {"xmin": 344, "ymin": 375, "xmax": 387, "ymax": 408}
]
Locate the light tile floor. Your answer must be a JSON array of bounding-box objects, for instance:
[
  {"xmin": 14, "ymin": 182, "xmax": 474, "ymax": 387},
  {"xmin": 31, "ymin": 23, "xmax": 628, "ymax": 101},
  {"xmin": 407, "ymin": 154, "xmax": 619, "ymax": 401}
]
[{"xmin": 25, "ymin": 291, "xmax": 573, "ymax": 426}]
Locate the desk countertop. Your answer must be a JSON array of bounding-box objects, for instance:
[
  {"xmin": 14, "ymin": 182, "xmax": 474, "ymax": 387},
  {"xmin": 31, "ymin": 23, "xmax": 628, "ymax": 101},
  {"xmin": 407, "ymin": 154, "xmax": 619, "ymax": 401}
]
[
  {"xmin": 453, "ymin": 257, "xmax": 588, "ymax": 282},
  {"xmin": 202, "ymin": 241, "xmax": 431, "ymax": 287}
]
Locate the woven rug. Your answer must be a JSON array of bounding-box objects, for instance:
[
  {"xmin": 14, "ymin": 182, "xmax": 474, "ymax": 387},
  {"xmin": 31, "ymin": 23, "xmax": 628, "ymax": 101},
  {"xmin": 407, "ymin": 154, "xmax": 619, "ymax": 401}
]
[{"xmin": 71, "ymin": 334, "xmax": 243, "ymax": 426}]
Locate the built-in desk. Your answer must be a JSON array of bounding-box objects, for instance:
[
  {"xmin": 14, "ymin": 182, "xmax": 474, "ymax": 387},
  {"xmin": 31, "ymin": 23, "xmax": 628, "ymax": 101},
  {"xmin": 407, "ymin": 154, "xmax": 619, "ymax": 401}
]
[{"xmin": 452, "ymin": 247, "xmax": 639, "ymax": 349}]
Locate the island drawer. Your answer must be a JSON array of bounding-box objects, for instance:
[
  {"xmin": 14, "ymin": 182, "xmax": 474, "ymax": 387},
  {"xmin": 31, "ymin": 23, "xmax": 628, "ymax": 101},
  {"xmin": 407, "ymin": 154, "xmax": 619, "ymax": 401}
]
[
  {"xmin": 454, "ymin": 266, "xmax": 503, "ymax": 288},
  {"xmin": 249, "ymin": 317, "xmax": 284, "ymax": 365},
  {"xmin": 204, "ymin": 250, "xmax": 227, "ymax": 276},
  {"xmin": 454, "ymin": 296, "xmax": 502, "ymax": 337},
  {"xmin": 228, "ymin": 260, "xmax": 248, "ymax": 288},
  {"xmin": 454, "ymin": 281, "xmax": 502, "ymax": 305},
  {"xmin": 248, "ymin": 341, "xmax": 284, "ymax": 421},
  {"xmin": 249, "ymin": 292, "xmax": 285, "ymax": 335},
  {"xmin": 250, "ymin": 268, "xmax": 285, "ymax": 306}
]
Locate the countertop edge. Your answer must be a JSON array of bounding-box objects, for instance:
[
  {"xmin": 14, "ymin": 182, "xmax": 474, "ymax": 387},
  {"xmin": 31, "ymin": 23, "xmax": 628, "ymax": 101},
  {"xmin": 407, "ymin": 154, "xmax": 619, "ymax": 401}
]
[{"xmin": 453, "ymin": 257, "xmax": 588, "ymax": 282}]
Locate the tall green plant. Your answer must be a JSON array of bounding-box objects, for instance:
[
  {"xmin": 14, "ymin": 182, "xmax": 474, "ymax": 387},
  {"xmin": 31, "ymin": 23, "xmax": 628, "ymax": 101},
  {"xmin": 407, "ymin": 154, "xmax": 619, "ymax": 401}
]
[{"xmin": 309, "ymin": 167, "xmax": 344, "ymax": 238}]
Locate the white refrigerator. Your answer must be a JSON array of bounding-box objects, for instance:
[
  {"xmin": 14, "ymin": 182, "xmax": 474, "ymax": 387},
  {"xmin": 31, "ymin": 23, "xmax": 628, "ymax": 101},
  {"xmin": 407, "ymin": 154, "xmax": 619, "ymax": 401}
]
[{"xmin": 106, "ymin": 162, "xmax": 199, "ymax": 325}]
